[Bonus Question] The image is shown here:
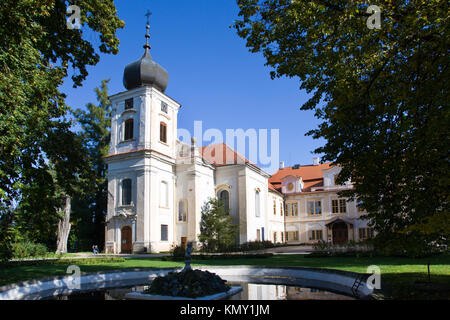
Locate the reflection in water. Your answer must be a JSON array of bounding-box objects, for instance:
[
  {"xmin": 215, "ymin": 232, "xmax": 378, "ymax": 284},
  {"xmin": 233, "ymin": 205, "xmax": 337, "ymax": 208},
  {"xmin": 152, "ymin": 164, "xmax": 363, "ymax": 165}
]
[
  {"xmin": 228, "ymin": 283, "xmax": 354, "ymax": 300},
  {"xmin": 47, "ymin": 283, "xmax": 354, "ymax": 300}
]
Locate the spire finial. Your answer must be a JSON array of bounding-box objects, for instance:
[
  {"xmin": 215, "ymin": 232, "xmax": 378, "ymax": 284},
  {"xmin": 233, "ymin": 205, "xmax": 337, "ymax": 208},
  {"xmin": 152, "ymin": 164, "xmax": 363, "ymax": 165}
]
[{"xmin": 144, "ymin": 10, "xmax": 152, "ymax": 51}]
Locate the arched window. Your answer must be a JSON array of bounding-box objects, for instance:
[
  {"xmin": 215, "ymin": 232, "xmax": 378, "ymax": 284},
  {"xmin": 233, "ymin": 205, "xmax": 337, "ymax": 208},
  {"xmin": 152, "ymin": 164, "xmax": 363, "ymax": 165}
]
[
  {"xmin": 124, "ymin": 119, "xmax": 134, "ymax": 140},
  {"xmin": 122, "ymin": 179, "xmax": 132, "ymax": 206},
  {"xmin": 178, "ymin": 200, "xmax": 187, "ymax": 222},
  {"xmin": 218, "ymin": 190, "xmax": 230, "ymax": 215},
  {"xmin": 160, "ymin": 122, "xmax": 167, "ymax": 143},
  {"xmin": 160, "ymin": 181, "xmax": 168, "ymax": 207},
  {"xmin": 255, "ymin": 190, "xmax": 261, "ymax": 217}
]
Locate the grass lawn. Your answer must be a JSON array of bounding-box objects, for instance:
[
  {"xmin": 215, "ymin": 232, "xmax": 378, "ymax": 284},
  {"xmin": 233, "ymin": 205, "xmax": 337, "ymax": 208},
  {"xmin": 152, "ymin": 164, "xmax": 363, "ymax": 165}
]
[{"xmin": 1, "ymin": 254, "xmax": 448, "ymax": 299}]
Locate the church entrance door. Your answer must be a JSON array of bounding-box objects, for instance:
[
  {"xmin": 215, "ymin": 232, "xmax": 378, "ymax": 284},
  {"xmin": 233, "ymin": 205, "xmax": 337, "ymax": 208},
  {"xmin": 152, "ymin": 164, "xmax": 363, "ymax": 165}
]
[
  {"xmin": 181, "ymin": 237, "xmax": 187, "ymax": 248},
  {"xmin": 121, "ymin": 226, "xmax": 132, "ymax": 253}
]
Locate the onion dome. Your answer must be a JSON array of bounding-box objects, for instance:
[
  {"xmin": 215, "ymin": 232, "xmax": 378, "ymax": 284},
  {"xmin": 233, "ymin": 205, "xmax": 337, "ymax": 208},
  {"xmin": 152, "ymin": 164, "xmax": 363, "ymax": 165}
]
[{"xmin": 123, "ymin": 12, "xmax": 169, "ymax": 92}]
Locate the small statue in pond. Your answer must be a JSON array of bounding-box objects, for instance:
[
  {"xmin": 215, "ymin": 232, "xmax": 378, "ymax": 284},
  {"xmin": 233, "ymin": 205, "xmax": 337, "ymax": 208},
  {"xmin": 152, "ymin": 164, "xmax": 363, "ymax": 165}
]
[{"xmin": 183, "ymin": 242, "xmax": 193, "ymax": 271}]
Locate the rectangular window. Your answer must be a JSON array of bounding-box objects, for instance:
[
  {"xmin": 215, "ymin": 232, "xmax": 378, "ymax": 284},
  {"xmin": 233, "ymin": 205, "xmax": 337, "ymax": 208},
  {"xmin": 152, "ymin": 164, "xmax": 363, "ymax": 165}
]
[
  {"xmin": 332, "ymin": 199, "xmax": 347, "ymax": 214},
  {"xmin": 280, "ymin": 201, "xmax": 283, "ymax": 216},
  {"xmin": 161, "ymin": 101, "xmax": 168, "ymax": 113},
  {"xmin": 255, "ymin": 191, "xmax": 261, "ymax": 217},
  {"xmin": 160, "ymin": 181, "xmax": 168, "ymax": 207},
  {"xmin": 273, "ymin": 232, "xmax": 277, "ymax": 243},
  {"xmin": 178, "ymin": 200, "xmax": 187, "ymax": 222},
  {"xmin": 161, "ymin": 225, "xmax": 168, "ymax": 241},
  {"xmin": 273, "ymin": 200, "xmax": 276, "ymax": 215},
  {"xmin": 124, "ymin": 119, "xmax": 134, "ymax": 140},
  {"xmin": 308, "ymin": 200, "xmax": 322, "ymax": 215},
  {"xmin": 292, "ymin": 203, "xmax": 298, "ymax": 216},
  {"xmin": 286, "ymin": 231, "xmax": 299, "ymax": 242},
  {"xmin": 160, "ymin": 122, "xmax": 167, "ymax": 143},
  {"xmin": 256, "ymin": 229, "xmax": 261, "ymax": 241},
  {"xmin": 332, "ymin": 199, "xmax": 339, "ymax": 213},
  {"xmin": 309, "ymin": 230, "xmax": 323, "ymax": 241},
  {"xmin": 125, "ymin": 98, "xmax": 133, "ymax": 110},
  {"xmin": 359, "ymin": 227, "xmax": 374, "ymax": 240},
  {"xmin": 122, "ymin": 179, "xmax": 132, "ymax": 206},
  {"xmin": 339, "ymin": 199, "xmax": 347, "ymax": 213},
  {"xmin": 286, "ymin": 203, "xmax": 298, "ymax": 217}
]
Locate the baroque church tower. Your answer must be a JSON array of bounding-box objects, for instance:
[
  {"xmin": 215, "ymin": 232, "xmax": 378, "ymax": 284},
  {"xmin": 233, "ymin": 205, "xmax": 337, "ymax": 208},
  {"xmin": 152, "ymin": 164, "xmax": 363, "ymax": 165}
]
[
  {"xmin": 104, "ymin": 16, "xmax": 181, "ymax": 253},
  {"xmin": 104, "ymin": 14, "xmax": 291, "ymax": 254}
]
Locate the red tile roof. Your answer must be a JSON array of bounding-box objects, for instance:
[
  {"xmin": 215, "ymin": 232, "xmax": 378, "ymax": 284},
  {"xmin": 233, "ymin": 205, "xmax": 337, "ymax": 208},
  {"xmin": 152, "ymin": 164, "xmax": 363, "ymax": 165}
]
[
  {"xmin": 268, "ymin": 182, "xmax": 280, "ymax": 193},
  {"xmin": 200, "ymin": 143, "xmax": 254, "ymax": 167},
  {"xmin": 269, "ymin": 162, "xmax": 333, "ymax": 192}
]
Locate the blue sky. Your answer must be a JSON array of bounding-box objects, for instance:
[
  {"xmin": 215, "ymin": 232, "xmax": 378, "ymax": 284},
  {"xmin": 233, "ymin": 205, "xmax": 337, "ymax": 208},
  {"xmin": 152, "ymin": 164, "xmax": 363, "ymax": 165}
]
[{"xmin": 60, "ymin": 0, "xmax": 326, "ymax": 174}]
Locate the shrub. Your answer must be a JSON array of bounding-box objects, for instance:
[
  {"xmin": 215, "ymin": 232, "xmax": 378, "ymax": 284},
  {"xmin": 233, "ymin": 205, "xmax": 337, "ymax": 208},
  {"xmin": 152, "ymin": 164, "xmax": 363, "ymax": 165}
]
[
  {"xmin": 200, "ymin": 240, "xmax": 275, "ymax": 253},
  {"xmin": 240, "ymin": 240, "xmax": 275, "ymax": 251},
  {"xmin": 310, "ymin": 240, "xmax": 375, "ymax": 258},
  {"xmin": 2, "ymin": 257, "xmax": 125, "ymax": 268},
  {"xmin": 194, "ymin": 253, "xmax": 273, "ymax": 260},
  {"xmin": 171, "ymin": 245, "xmax": 186, "ymax": 260},
  {"xmin": 11, "ymin": 241, "xmax": 48, "ymax": 259}
]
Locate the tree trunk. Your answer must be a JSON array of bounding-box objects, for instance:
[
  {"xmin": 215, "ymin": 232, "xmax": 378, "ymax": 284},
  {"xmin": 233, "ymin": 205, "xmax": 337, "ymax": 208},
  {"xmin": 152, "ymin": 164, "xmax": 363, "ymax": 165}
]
[{"xmin": 55, "ymin": 195, "xmax": 71, "ymax": 254}]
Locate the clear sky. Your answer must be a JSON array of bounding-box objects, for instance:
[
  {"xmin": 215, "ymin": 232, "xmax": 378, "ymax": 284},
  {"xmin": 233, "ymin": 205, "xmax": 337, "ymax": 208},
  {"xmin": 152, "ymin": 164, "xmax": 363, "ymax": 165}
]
[{"xmin": 60, "ymin": 0, "xmax": 326, "ymax": 174}]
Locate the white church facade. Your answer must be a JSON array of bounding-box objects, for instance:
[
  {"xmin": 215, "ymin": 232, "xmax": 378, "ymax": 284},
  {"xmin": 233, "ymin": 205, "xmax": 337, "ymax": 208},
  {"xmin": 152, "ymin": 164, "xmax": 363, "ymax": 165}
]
[{"xmin": 104, "ymin": 22, "xmax": 373, "ymax": 254}]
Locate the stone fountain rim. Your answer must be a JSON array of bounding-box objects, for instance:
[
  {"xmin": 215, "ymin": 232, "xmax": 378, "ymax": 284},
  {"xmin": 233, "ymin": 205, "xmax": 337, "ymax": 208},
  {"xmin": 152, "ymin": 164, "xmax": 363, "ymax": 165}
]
[{"xmin": 0, "ymin": 266, "xmax": 389, "ymax": 300}]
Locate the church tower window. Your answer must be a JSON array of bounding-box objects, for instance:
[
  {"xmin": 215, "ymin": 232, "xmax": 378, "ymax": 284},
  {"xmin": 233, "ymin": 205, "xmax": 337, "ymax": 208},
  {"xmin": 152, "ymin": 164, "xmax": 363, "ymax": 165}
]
[
  {"xmin": 122, "ymin": 179, "xmax": 132, "ymax": 206},
  {"xmin": 161, "ymin": 225, "xmax": 168, "ymax": 241},
  {"xmin": 160, "ymin": 181, "xmax": 168, "ymax": 207},
  {"xmin": 125, "ymin": 98, "xmax": 134, "ymax": 110},
  {"xmin": 124, "ymin": 119, "xmax": 134, "ymax": 140},
  {"xmin": 160, "ymin": 122, "xmax": 167, "ymax": 143},
  {"xmin": 178, "ymin": 200, "xmax": 187, "ymax": 222},
  {"xmin": 161, "ymin": 101, "xmax": 168, "ymax": 113}
]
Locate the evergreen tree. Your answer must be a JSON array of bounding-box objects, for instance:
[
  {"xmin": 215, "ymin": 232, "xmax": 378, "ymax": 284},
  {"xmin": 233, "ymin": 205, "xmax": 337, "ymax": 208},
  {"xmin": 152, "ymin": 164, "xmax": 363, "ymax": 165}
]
[
  {"xmin": 199, "ymin": 198, "xmax": 238, "ymax": 252},
  {"xmin": 71, "ymin": 80, "xmax": 112, "ymax": 251}
]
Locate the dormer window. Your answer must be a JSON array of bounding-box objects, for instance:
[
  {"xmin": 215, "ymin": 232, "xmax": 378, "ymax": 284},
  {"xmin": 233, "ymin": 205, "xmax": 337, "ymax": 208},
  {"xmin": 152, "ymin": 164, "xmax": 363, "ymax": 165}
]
[
  {"xmin": 125, "ymin": 98, "xmax": 133, "ymax": 110},
  {"xmin": 124, "ymin": 119, "xmax": 134, "ymax": 140},
  {"xmin": 282, "ymin": 175, "xmax": 303, "ymax": 193},
  {"xmin": 161, "ymin": 101, "xmax": 168, "ymax": 113}
]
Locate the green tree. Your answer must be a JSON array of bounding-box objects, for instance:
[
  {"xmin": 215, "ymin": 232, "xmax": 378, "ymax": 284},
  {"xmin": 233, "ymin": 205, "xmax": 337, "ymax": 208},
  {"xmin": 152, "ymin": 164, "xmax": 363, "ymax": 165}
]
[
  {"xmin": 199, "ymin": 198, "xmax": 238, "ymax": 252},
  {"xmin": 71, "ymin": 79, "xmax": 112, "ymax": 251},
  {"xmin": 14, "ymin": 127, "xmax": 88, "ymax": 252},
  {"xmin": 0, "ymin": 0, "xmax": 123, "ymax": 256},
  {"xmin": 234, "ymin": 0, "xmax": 449, "ymax": 255}
]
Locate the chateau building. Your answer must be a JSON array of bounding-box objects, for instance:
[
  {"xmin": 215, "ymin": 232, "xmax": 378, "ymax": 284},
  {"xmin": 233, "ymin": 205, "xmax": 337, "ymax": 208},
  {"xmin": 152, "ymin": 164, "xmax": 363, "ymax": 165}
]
[
  {"xmin": 104, "ymin": 22, "xmax": 373, "ymax": 253},
  {"xmin": 269, "ymin": 161, "xmax": 374, "ymax": 245}
]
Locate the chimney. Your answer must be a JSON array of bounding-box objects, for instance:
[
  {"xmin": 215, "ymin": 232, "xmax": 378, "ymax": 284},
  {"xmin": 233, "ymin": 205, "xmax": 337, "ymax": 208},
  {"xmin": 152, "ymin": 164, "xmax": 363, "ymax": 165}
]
[
  {"xmin": 279, "ymin": 161, "xmax": 285, "ymax": 169},
  {"xmin": 313, "ymin": 156, "xmax": 320, "ymax": 166}
]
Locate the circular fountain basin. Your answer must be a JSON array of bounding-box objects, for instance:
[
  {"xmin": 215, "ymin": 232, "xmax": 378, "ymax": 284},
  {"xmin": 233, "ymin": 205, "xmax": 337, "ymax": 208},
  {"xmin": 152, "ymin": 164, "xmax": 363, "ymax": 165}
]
[{"xmin": 0, "ymin": 266, "xmax": 378, "ymax": 300}]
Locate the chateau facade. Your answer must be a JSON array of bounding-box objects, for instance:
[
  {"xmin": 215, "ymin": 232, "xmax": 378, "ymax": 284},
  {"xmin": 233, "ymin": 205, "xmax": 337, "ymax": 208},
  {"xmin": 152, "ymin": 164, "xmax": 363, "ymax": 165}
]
[{"xmin": 104, "ymin": 23, "xmax": 373, "ymax": 253}]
